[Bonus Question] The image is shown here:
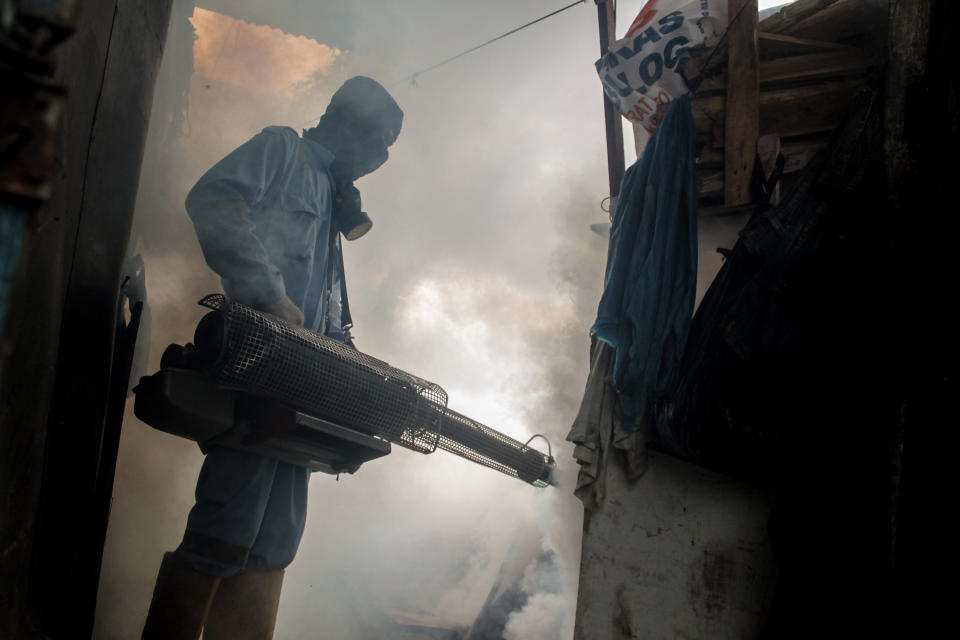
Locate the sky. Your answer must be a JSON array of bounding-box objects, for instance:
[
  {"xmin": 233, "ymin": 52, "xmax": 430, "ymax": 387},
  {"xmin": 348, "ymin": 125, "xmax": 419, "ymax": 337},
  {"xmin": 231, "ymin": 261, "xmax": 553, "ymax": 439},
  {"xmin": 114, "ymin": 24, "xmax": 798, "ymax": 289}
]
[{"xmin": 94, "ymin": 1, "xmax": 792, "ymax": 638}]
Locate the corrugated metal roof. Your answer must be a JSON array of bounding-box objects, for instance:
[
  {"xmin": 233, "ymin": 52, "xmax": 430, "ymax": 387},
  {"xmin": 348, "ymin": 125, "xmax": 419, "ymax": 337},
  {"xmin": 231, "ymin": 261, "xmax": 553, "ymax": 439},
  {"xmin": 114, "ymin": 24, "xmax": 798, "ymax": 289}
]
[{"xmin": 195, "ymin": 0, "xmax": 357, "ymax": 48}]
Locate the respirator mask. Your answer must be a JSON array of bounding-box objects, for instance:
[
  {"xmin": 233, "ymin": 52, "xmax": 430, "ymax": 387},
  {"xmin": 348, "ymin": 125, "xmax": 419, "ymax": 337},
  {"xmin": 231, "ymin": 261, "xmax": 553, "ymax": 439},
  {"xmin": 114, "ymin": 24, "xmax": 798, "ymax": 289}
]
[{"xmin": 313, "ymin": 76, "xmax": 404, "ymax": 240}]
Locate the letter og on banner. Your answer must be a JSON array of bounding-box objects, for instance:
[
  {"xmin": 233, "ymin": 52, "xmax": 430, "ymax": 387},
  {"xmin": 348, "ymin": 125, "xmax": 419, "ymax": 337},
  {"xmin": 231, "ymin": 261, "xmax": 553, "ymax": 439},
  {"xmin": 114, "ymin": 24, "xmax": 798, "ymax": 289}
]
[{"xmin": 595, "ymin": 0, "xmax": 727, "ymax": 143}]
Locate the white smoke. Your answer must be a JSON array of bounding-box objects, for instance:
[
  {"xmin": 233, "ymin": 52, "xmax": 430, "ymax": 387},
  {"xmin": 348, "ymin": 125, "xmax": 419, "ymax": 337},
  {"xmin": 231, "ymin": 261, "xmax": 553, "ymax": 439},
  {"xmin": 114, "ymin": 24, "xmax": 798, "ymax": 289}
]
[
  {"xmin": 505, "ymin": 593, "xmax": 569, "ymax": 640},
  {"xmin": 502, "ymin": 529, "xmax": 570, "ymax": 640},
  {"xmin": 96, "ymin": 2, "xmax": 613, "ymax": 638}
]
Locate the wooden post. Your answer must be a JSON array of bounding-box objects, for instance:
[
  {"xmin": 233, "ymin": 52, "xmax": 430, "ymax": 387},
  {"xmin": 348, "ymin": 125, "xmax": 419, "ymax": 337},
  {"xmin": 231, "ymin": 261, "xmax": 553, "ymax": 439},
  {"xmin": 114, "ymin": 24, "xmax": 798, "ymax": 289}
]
[
  {"xmin": 724, "ymin": 0, "xmax": 760, "ymax": 206},
  {"xmin": 597, "ymin": 0, "xmax": 626, "ymax": 198}
]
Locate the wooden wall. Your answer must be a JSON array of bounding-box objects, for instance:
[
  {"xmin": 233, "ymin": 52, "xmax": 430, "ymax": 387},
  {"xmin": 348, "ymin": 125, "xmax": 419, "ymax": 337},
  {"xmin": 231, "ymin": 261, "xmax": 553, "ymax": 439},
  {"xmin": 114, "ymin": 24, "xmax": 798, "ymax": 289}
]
[{"xmin": 0, "ymin": 2, "xmax": 173, "ymax": 637}]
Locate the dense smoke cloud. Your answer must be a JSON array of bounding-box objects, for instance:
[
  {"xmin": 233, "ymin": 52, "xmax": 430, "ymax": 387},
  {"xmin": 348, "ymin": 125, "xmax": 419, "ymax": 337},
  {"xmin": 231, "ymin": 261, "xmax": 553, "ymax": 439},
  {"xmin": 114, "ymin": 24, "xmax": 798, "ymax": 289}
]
[
  {"xmin": 91, "ymin": 1, "xmax": 755, "ymax": 636},
  {"xmin": 94, "ymin": 1, "xmax": 618, "ymax": 638}
]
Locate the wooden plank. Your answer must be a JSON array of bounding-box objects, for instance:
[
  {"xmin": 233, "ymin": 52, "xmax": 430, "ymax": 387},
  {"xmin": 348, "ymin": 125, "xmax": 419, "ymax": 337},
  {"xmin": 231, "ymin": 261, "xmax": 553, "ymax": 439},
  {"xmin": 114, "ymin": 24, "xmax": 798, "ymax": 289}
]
[
  {"xmin": 693, "ymin": 78, "xmax": 865, "ymax": 140},
  {"xmin": 758, "ymin": 0, "xmax": 838, "ymax": 34},
  {"xmin": 697, "ymin": 169, "xmax": 724, "ymax": 198},
  {"xmin": 724, "ymin": 0, "xmax": 760, "ymax": 206},
  {"xmin": 760, "ymin": 48, "xmax": 872, "ymax": 82},
  {"xmin": 697, "ymin": 145, "xmax": 724, "ymax": 168},
  {"xmin": 757, "ymin": 78, "xmax": 863, "ymax": 137},
  {"xmin": 784, "ymin": 0, "xmax": 887, "ymax": 44},
  {"xmin": 694, "ymin": 47, "xmax": 872, "ymax": 92},
  {"xmin": 698, "ymin": 135, "xmax": 827, "ymax": 170},
  {"xmin": 683, "ymin": 42, "xmax": 725, "ymax": 90},
  {"xmin": 597, "ymin": 0, "xmax": 625, "ymax": 199},
  {"xmin": 759, "ymin": 31, "xmax": 853, "ymax": 58},
  {"xmin": 697, "ymin": 136, "xmax": 827, "ymax": 198},
  {"xmin": 759, "ymin": 31, "xmax": 850, "ymax": 50},
  {"xmin": 0, "ymin": 2, "xmax": 175, "ymax": 638},
  {"xmin": 686, "ymin": 30, "xmax": 853, "ymax": 88},
  {"xmin": 691, "ymin": 94, "xmax": 723, "ymax": 133}
]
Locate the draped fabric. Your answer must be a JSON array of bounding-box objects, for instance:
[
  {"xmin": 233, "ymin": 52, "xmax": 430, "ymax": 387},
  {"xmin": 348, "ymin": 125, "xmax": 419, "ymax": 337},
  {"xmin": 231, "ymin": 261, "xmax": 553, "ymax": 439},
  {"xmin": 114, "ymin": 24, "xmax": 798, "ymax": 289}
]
[
  {"xmin": 568, "ymin": 95, "xmax": 698, "ymax": 506},
  {"xmin": 566, "ymin": 339, "xmax": 647, "ymax": 509},
  {"xmin": 591, "ymin": 94, "xmax": 698, "ymax": 427}
]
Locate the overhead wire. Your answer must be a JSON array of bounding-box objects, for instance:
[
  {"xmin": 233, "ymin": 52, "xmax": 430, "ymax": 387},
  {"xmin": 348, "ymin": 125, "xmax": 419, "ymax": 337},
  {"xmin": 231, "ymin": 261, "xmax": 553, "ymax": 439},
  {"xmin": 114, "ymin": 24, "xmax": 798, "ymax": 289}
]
[{"xmin": 395, "ymin": 0, "xmax": 587, "ymax": 87}]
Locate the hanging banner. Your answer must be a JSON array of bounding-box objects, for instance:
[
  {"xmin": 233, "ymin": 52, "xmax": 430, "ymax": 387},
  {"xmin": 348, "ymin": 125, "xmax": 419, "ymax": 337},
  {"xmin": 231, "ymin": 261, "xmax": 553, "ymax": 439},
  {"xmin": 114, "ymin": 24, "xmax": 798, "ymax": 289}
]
[{"xmin": 595, "ymin": 0, "xmax": 727, "ymax": 135}]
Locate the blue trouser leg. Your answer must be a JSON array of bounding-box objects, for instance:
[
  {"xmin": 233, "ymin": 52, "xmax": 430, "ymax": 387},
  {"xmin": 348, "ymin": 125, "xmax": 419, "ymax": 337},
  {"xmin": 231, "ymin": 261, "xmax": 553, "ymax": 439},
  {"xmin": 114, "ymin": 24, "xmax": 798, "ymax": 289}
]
[
  {"xmin": 175, "ymin": 446, "xmax": 309, "ymax": 577},
  {"xmin": 247, "ymin": 457, "xmax": 309, "ymax": 571}
]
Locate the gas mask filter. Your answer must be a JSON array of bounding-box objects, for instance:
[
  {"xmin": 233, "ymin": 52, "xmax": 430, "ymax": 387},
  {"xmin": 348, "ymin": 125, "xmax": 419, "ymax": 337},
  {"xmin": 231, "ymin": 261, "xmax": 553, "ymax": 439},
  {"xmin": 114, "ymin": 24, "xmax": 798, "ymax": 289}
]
[
  {"xmin": 332, "ymin": 181, "xmax": 372, "ymax": 240},
  {"xmin": 339, "ymin": 208, "xmax": 372, "ymax": 241}
]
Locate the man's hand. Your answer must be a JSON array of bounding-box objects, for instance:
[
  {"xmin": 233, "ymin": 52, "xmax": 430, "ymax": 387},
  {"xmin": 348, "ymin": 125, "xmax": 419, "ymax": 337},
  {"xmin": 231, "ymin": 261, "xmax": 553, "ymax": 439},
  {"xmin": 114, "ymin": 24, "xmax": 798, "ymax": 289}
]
[
  {"xmin": 344, "ymin": 329, "xmax": 358, "ymax": 350},
  {"xmin": 262, "ymin": 296, "xmax": 304, "ymax": 326}
]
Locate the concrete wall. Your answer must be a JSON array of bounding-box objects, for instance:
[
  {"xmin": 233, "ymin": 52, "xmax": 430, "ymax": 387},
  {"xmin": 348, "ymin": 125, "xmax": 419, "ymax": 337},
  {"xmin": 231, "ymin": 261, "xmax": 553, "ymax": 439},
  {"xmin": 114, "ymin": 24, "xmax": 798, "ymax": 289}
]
[{"xmin": 574, "ymin": 452, "xmax": 777, "ymax": 640}]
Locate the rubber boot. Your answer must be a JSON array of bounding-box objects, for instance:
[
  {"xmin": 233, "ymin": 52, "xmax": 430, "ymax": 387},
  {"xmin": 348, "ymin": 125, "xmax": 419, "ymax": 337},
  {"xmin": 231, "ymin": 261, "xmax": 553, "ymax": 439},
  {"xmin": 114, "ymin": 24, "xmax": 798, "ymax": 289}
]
[
  {"xmin": 202, "ymin": 568, "xmax": 285, "ymax": 639},
  {"xmin": 142, "ymin": 552, "xmax": 222, "ymax": 640}
]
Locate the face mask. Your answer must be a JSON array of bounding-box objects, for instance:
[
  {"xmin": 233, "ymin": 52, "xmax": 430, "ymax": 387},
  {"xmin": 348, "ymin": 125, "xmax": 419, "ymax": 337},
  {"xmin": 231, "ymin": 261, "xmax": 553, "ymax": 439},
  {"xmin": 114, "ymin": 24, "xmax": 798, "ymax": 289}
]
[{"xmin": 324, "ymin": 113, "xmax": 392, "ymax": 182}]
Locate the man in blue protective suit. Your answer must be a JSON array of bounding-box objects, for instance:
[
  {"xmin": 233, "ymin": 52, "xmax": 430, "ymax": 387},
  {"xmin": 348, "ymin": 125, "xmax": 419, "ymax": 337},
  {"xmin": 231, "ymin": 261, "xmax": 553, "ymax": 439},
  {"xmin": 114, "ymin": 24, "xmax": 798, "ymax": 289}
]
[{"xmin": 142, "ymin": 76, "xmax": 403, "ymax": 640}]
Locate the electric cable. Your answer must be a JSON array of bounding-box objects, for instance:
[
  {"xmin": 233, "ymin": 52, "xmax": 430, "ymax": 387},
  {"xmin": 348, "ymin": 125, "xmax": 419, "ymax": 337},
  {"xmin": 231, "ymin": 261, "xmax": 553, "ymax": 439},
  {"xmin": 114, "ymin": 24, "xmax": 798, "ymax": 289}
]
[{"xmin": 396, "ymin": 0, "xmax": 586, "ymax": 87}]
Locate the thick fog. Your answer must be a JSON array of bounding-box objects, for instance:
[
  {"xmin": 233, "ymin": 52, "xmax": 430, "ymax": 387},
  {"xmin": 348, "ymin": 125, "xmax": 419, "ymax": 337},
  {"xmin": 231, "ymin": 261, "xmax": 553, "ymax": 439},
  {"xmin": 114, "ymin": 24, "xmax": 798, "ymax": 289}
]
[
  {"xmin": 92, "ymin": 1, "xmax": 770, "ymax": 637},
  {"xmin": 95, "ymin": 2, "xmax": 608, "ymax": 638}
]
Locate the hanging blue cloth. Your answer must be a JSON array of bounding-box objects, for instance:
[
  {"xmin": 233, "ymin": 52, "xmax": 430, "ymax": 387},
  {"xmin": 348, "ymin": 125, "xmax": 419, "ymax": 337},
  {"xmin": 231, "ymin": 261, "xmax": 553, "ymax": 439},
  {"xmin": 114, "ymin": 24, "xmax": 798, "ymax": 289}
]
[
  {"xmin": 0, "ymin": 203, "xmax": 26, "ymax": 338},
  {"xmin": 591, "ymin": 94, "xmax": 698, "ymax": 427}
]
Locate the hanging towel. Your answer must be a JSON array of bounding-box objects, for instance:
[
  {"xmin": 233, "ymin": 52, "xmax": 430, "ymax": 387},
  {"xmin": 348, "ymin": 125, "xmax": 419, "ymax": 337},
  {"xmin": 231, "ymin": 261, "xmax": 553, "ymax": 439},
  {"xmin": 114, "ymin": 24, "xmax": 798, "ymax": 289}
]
[
  {"xmin": 566, "ymin": 338, "xmax": 647, "ymax": 509},
  {"xmin": 591, "ymin": 94, "xmax": 698, "ymax": 427}
]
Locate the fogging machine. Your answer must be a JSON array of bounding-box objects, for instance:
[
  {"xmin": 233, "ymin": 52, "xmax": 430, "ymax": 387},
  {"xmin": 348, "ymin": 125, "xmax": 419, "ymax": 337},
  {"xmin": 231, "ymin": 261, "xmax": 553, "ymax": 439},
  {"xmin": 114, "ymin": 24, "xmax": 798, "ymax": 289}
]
[{"xmin": 133, "ymin": 295, "xmax": 556, "ymax": 486}]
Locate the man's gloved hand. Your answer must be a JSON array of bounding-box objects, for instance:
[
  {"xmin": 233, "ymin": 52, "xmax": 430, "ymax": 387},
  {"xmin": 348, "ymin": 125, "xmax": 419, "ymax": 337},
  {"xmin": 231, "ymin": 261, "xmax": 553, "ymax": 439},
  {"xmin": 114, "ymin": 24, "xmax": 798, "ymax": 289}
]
[{"xmin": 261, "ymin": 296, "xmax": 304, "ymax": 326}]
